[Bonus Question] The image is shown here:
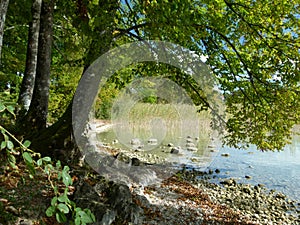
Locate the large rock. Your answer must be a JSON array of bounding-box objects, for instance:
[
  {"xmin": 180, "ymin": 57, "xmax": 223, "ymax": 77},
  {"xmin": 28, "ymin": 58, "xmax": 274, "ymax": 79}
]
[
  {"xmin": 73, "ymin": 177, "xmax": 143, "ymax": 225},
  {"xmin": 106, "ymin": 183, "xmax": 143, "ymax": 224},
  {"xmin": 73, "ymin": 180, "xmax": 108, "ymax": 223},
  {"xmin": 99, "ymin": 209, "xmax": 116, "ymax": 225}
]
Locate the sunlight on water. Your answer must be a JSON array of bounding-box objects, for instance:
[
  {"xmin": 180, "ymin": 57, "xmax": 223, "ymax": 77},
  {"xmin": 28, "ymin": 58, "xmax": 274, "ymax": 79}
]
[{"xmin": 209, "ymin": 132, "xmax": 300, "ymax": 201}]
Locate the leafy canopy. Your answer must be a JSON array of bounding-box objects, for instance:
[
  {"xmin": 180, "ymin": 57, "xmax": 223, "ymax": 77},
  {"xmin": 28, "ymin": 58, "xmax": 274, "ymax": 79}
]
[{"xmin": 1, "ymin": 0, "xmax": 299, "ymax": 150}]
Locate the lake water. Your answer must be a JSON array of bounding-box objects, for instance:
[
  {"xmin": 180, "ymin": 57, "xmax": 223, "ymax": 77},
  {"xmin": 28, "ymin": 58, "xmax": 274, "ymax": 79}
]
[
  {"xmin": 97, "ymin": 127, "xmax": 300, "ymax": 202},
  {"xmin": 208, "ymin": 135, "xmax": 300, "ymax": 202}
]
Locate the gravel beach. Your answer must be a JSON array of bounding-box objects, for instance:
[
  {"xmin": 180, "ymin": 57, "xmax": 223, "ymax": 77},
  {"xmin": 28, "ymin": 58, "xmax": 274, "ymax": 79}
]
[{"xmin": 131, "ymin": 171, "xmax": 300, "ymax": 225}]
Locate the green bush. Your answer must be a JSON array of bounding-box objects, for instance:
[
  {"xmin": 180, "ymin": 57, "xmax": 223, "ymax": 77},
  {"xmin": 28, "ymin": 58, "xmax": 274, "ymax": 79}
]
[{"xmin": 95, "ymin": 83, "xmax": 120, "ymax": 119}]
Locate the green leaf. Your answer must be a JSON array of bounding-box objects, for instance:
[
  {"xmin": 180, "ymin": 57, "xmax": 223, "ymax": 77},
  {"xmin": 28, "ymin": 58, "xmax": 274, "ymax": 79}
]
[
  {"xmin": 6, "ymin": 105, "xmax": 15, "ymax": 115},
  {"xmin": 7, "ymin": 141, "xmax": 14, "ymax": 150},
  {"xmin": 23, "ymin": 140, "xmax": 31, "ymax": 148},
  {"xmin": 3, "ymin": 133, "xmax": 8, "ymax": 141},
  {"xmin": 37, "ymin": 159, "xmax": 43, "ymax": 166},
  {"xmin": 62, "ymin": 166, "xmax": 72, "ymax": 186},
  {"xmin": 22, "ymin": 152, "xmax": 33, "ymax": 164},
  {"xmin": 57, "ymin": 203, "xmax": 69, "ymax": 214},
  {"xmin": 56, "ymin": 160, "xmax": 61, "ymax": 169},
  {"xmin": 75, "ymin": 217, "xmax": 81, "ymax": 225},
  {"xmin": 75, "ymin": 207, "xmax": 82, "ymax": 212},
  {"xmin": 62, "ymin": 170, "xmax": 72, "ymax": 186},
  {"xmin": 42, "ymin": 156, "xmax": 51, "ymax": 162},
  {"xmin": 9, "ymin": 161, "xmax": 17, "ymax": 169},
  {"xmin": 25, "ymin": 160, "xmax": 36, "ymax": 175},
  {"xmin": 46, "ymin": 206, "xmax": 55, "ymax": 217},
  {"xmin": 9, "ymin": 162, "xmax": 18, "ymax": 169},
  {"xmin": 91, "ymin": 213, "xmax": 95, "ymax": 222},
  {"xmin": 44, "ymin": 164, "xmax": 53, "ymax": 175},
  {"xmin": 78, "ymin": 211, "xmax": 94, "ymax": 223},
  {"xmin": 0, "ymin": 141, "xmax": 6, "ymax": 150},
  {"xmin": 7, "ymin": 153, "xmax": 16, "ymax": 168},
  {"xmin": 63, "ymin": 165, "xmax": 70, "ymax": 172},
  {"xmin": 56, "ymin": 212, "xmax": 67, "ymax": 223},
  {"xmin": 51, "ymin": 196, "xmax": 58, "ymax": 206},
  {"xmin": 70, "ymin": 200, "xmax": 76, "ymax": 208},
  {"xmin": 0, "ymin": 102, "xmax": 5, "ymax": 112},
  {"xmin": 85, "ymin": 209, "xmax": 95, "ymax": 222},
  {"xmin": 58, "ymin": 193, "xmax": 68, "ymax": 203}
]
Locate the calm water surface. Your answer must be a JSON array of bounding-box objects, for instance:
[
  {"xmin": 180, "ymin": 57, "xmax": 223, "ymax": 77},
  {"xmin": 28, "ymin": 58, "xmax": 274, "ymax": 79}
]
[
  {"xmin": 209, "ymin": 135, "xmax": 300, "ymax": 201},
  {"xmin": 98, "ymin": 128, "xmax": 300, "ymax": 201}
]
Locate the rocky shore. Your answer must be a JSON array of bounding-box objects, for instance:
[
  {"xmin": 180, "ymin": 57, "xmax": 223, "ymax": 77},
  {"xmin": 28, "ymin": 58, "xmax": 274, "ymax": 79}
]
[
  {"xmin": 179, "ymin": 169, "xmax": 300, "ymax": 224},
  {"xmin": 81, "ymin": 121, "xmax": 300, "ymax": 224},
  {"xmin": 72, "ymin": 165, "xmax": 300, "ymax": 225},
  {"xmin": 128, "ymin": 168, "xmax": 299, "ymax": 225}
]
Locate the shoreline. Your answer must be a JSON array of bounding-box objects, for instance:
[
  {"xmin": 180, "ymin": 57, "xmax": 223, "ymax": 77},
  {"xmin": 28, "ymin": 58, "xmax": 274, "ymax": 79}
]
[
  {"xmin": 132, "ymin": 169, "xmax": 300, "ymax": 224},
  {"xmin": 91, "ymin": 120, "xmax": 300, "ymax": 224},
  {"xmin": 182, "ymin": 169, "xmax": 299, "ymax": 224}
]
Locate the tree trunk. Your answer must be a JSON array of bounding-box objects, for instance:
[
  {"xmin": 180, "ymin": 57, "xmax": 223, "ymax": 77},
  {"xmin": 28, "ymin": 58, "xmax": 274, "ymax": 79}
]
[
  {"xmin": 17, "ymin": 0, "xmax": 42, "ymax": 115},
  {"xmin": 0, "ymin": 0, "xmax": 9, "ymax": 64},
  {"xmin": 28, "ymin": 0, "xmax": 117, "ymax": 161},
  {"xmin": 23, "ymin": 0, "xmax": 54, "ymax": 133},
  {"xmin": 30, "ymin": 102, "xmax": 75, "ymax": 161}
]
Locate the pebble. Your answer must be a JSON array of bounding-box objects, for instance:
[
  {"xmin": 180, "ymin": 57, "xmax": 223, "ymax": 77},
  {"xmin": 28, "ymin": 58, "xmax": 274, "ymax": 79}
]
[
  {"xmin": 130, "ymin": 138, "xmax": 141, "ymax": 145},
  {"xmin": 190, "ymin": 157, "xmax": 199, "ymax": 162},
  {"xmin": 170, "ymin": 147, "xmax": 180, "ymax": 154},
  {"xmin": 186, "ymin": 138, "xmax": 193, "ymax": 143},
  {"xmin": 187, "ymin": 147, "xmax": 198, "ymax": 151},
  {"xmin": 220, "ymin": 179, "xmax": 236, "ymax": 186},
  {"xmin": 148, "ymin": 138, "xmax": 158, "ymax": 145},
  {"xmin": 186, "ymin": 143, "xmax": 195, "ymax": 147}
]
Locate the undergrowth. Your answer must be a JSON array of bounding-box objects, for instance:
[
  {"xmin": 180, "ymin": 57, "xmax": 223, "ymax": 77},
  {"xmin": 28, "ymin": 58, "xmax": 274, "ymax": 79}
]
[{"xmin": 0, "ymin": 101, "xmax": 95, "ymax": 225}]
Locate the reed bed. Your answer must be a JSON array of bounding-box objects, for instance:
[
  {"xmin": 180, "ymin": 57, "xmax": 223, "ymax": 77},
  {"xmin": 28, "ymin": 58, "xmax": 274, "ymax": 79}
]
[{"xmin": 114, "ymin": 103, "xmax": 213, "ymax": 148}]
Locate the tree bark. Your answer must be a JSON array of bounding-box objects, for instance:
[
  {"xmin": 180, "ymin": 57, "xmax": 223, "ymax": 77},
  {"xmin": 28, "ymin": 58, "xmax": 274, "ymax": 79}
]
[
  {"xmin": 30, "ymin": 102, "xmax": 75, "ymax": 160},
  {"xmin": 0, "ymin": 0, "xmax": 9, "ymax": 64},
  {"xmin": 17, "ymin": 0, "xmax": 42, "ymax": 115},
  {"xmin": 23, "ymin": 0, "xmax": 54, "ymax": 132},
  {"xmin": 28, "ymin": 0, "xmax": 117, "ymax": 161}
]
